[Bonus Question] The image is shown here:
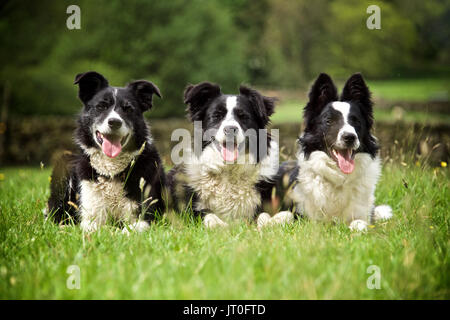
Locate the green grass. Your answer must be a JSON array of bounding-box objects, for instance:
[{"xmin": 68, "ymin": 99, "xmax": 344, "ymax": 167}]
[
  {"xmin": 271, "ymin": 100, "xmax": 450, "ymax": 124},
  {"xmin": 0, "ymin": 163, "xmax": 448, "ymax": 299},
  {"xmin": 369, "ymin": 78, "xmax": 449, "ymax": 102}
]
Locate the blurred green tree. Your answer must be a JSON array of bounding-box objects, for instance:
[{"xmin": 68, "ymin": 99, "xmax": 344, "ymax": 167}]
[
  {"xmin": 1, "ymin": 0, "xmax": 247, "ymax": 117},
  {"xmin": 0, "ymin": 0, "xmax": 448, "ymax": 117}
]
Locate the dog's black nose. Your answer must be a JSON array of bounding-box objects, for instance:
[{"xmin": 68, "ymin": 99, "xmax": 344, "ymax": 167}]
[
  {"xmin": 342, "ymin": 132, "xmax": 356, "ymax": 144},
  {"xmin": 224, "ymin": 125, "xmax": 238, "ymax": 137},
  {"xmin": 108, "ymin": 118, "xmax": 122, "ymax": 130}
]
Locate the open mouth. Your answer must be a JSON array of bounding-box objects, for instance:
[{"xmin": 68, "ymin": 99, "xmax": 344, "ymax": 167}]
[
  {"xmin": 213, "ymin": 139, "xmax": 243, "ymax": 162},
  {"xmin": 96, "ymin": 131, "xmax": 129, "ymax": 158},
  {"xmin": 331, "ymin": 148, "xmax": 355, "ymax": 174}
]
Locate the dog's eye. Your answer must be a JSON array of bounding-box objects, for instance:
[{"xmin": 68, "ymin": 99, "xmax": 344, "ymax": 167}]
[
  {"xmin": 212, "ymin": 112, "xmax": 224, "ymax": 121},
  {"xmin": 96, "ymin": 103, "xmax": 108, "ymax": 111},
  {"xmin": 349, "ymin": 116, "xmax": 361, "ymax": 126},
  {"xmin": 235, "ymin": 110, "xmax": 249, "ymax": 120},
  {"xmin": 122, "ymin": 103, "xmax": 133, "ymax": 113}
]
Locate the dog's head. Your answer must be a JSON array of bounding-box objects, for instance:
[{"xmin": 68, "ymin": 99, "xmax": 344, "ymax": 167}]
[
  {"xmin": 74, "ymin": 71, "xmax": 161, "ymax": 158},
  {"xmin": 184, "ymin": 82, "xmax": 275, "ymax": 163},
  {"xmin": 300, "ymin": 73, "xmax": 379, "ymax": 174}
]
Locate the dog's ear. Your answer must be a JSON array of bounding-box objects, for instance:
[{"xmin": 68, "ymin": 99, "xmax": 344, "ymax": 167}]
[
  {"xmin": 239, "ymin": 85, "xmax": 275, "ymax": 127},
  {"xmin": 304, "ymin": 73, "xmax": 338, "ymax": 125},
  {"xmin": 127, "ymin": 80, "xmax": 162, "ymax": 112},
  {"xmin": 74, "ymin": 71, "xmax": 109, "ymax": 104},
  {"xmin": 184, "ymin": 82, "xmax": 221, "ymax": 121},
  {"xmin": 341, "ymin": 73, "xmax": 373, "ymax": 128}
]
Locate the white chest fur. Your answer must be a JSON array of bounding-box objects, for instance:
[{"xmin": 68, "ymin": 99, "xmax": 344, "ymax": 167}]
[
  {"xmin": 184, "ymin": 141, "xmax": 279, "ymax": 222},
  {"xmin": 290, "ymin": 151, "xmax": 381, "ymax": 223},
  {"xmin": 79, "ymin": 177, "xmax": 139, "ymax": 225},
  {"xmin": 187, "ymin": 162, "xmax": 262, "ymax": 221},
  {"xmin": 81, "ymin": 147, "xmax": 138, "ymax": 177}
]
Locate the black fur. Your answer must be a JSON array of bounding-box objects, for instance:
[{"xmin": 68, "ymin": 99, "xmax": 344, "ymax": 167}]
[
  {"xmin": 300, "ymin": 72, "xmax": 379, "ymax": 159},
  {"xmin": 168, "ymin": 81, "xmax": 277, "ymax": 219},
  {"xmin": 183, "ymin": 82, "xmax": 275, "ymax": 161},
  {"xmin": 273, "ymin": 73, "xmax": 380, "ymax": 214},
  {"xmin": 47, "ymin": 71, "xmax": 165, "ymax": 225}
]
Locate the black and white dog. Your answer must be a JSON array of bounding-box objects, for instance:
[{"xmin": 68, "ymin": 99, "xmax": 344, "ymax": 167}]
[
  {"xmin": 46, "ymin": 71, "xmax": 166, "ymax": 233},
  {"xmin": 259, "ymin": 73, "xmax": 392, "ymax": 231},
  {"xmin": 168, "ymin": 82, "xmax": 281, "ymax": 228}
]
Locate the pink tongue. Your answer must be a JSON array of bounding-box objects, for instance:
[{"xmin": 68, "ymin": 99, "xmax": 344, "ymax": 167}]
[
  {"xmin": 337, "ymin": 151, "xmax": 355, "ymax": 174},
  {"xmin": 221, "ymin": 144, "xmax": 238, "ymax": 162},
  {"xmin": 102, "ymin": 136, "xmax": 122, "ymax": 158}
]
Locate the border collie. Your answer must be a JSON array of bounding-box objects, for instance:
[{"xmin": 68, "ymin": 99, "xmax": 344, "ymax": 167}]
[
  {"xmin": 168, "ymin": 82, "xmax": 280, "ymax": 228},
  {"xmin": 46, "ymin": 71, "xmax": 166, "ymax": 233},
  {"xmin": 259, "ymin": 73, "xmax": 392, "ymax": 231}
]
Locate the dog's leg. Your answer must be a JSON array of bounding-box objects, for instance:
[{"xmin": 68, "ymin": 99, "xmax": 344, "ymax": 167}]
[
  {"xmin": 257, "ymin": 211, "xmax": 294, "ymax": 230},
  {"xmin": 79, "ymin": 207, "xmax": 107, "ymax": 233},
  {"xmin": 203, "ymin": 213, "xmax": 228, "ymax": 229},
  {"xmin": 347, "ymin": 197, "xmax": 373, "ymax": 232},
  {"xmin": 80, "ymin": 217, "xmax": 100, "ymax": 233}
]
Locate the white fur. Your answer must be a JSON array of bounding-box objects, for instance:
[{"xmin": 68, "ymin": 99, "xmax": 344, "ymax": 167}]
[
  {"xmin": 122, "ymin": 220, "xmax": 150, "ymax": 235},
  {"xmin": 81, "ymin": 148, "xmax": 139, "ymax": 177},
  {"xmin": 349, "ymin": 219, "xmax": 369, "ymax": 231},
  {"xmin": 215, "ymin": 96, "xmax": 245, "ymax": 145},
  {"xmin": 331, "ymin": 101, "xmax": 351, "ymax": 119},
  {"xmin": 373, "ymin": 205, "xmax": 393, "ymax": 221},
  {"xmin": 79, "ymin": 177, "xmax": 140, "ymax": 232},
  {"xmin": 203, "ymin": 213, "xmax": 228, "ymax": 228},
  {"xmin": 331, "ymin": 102, "xmax": 360, "ymax": 149},
  {"xmin": 257, "ymin": 212, "xmax": 271, "ymax": 229},
  {"xmin": 94, "ymin": 108, "xmax": 132, "ymax": 149},
  {"xmin": 257, "ymin": 211, "xmax": 294, "ymax": 230},
  {"xmin": 78, "ymin": 122, "xmax": 152, "ymax": 178},
  {"xmin": 288, "ymin": 150, "xmax": 381, "ymax": 227},
  {"xmin": 184, "ymin": 140, "xmax": 279, "ymax": 223}
]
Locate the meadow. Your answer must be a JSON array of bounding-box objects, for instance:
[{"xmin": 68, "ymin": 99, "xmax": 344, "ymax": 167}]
[{"xmin": 0, "ymin": 161, "xmax": 448, "ymax": 299}]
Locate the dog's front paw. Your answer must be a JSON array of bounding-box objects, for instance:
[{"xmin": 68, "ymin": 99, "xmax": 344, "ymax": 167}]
[
  {"xmin": 257, "ymin": 211, "xmax": 294, "ymax": 230},
  {"xmin": 271, "ymin": 211, "xmax": 294, "ymax": 225},
  {"xmin": 257, "ymin": 212, "xmax": 271, "ymax": 230},
  {"xmin": 373, "ymin": 205, "xmax": 393, "ymax": 221},
  {"xmin": 122, "ymin": 220, "xmax": 150, "ymax": 235},
  {"xmin": 203, "ymin": 214, "xmax": 228, "ymax": 229},
  {"xmin": 80, "ymin": 219, "xmax": 99, "ymax": 233},
  {"xmin": 130, "ymin": 220, "xmax": 150, "ymax": 232},
  {"xmin": 349, "ymin": 219, "xmax": 368, "ymax": 232}
]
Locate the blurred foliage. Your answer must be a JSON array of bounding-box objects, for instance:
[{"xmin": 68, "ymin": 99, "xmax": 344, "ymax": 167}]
[{"xmin": 0, "ymin": 0, "xmax": 449, "ymax": 117}]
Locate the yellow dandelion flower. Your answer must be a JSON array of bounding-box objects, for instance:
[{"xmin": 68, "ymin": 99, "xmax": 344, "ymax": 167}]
[{"xmin": 441, "ymin": 161, "xmax": 447, "ymax": 168}]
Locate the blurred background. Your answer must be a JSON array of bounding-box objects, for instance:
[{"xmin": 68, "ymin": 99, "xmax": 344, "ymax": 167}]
[{"xmin": 0, "ymin": 0, "xmax": 448, "ymax": 166}]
